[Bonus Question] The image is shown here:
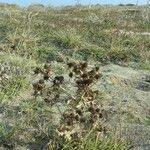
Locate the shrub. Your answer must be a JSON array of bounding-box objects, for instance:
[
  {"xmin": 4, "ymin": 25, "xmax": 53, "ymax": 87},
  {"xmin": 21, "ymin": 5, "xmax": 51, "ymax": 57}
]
[{"xmin": 31, "ymin": 61, "xmax": 127, "ymax": 149}]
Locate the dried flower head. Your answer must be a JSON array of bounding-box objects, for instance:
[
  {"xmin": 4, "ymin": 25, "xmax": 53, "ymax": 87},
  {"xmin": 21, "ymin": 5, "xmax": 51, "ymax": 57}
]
[
  {"xmin": 79, "ymin": 62, "xmax": 88, "ymax": 71},
  {"xmin": 95, "ymin": 66, "xmax": 100, "ymax": 72},
  {"xmin": 67, "ymin": 62, "xmax": 76, "ymax": 68},
  {"xmin": 53, "ymin": 76, "xmax": 64, "ymax": 86},
  {"xmin": 44, "ymin": 63, "xmax": 51, "ymax": 71},
  {"xmin": 33, "ymin": 67, "xmax": 41, "ymax": 74},
  {"xmin": 69, "ymin": 72, "xmax": 73, "ymax": 78},
  {"xmin": 94, "ymin": 73, "xmax": 102, "ymax": 80}
]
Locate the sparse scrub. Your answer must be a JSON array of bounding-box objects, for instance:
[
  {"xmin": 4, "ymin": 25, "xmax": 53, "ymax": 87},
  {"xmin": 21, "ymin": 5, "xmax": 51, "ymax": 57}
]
[
  {"xmin": 0, "ymin": 4, "xmax": 149, "ymax": 64},
  {"xmin": 0, "ymin": 3, "xmax": 149, "ymax": 150},
  {"xmin": 31, "ymin": 62, "xmax": 126, "ymax": 149}
]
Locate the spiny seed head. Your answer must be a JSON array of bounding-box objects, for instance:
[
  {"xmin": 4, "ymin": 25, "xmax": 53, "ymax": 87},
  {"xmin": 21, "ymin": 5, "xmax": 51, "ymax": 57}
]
[
  {"xmin": 76, "ymin": 79, "xmax": 93, "ymax": 86},
  {"xmin": 73, "ymin": 65, "xmax": 80, "ymax": 75},
  {"xmin": 80, "ymin": 117, "xmax": 86, "ymax": 123},
  {"xmin": 93, "ymin": 114, "xmax": 98, "ymax": 119},
  {"xmin": 75, "ymin": 115, "xmax": 79, "ymax": 121},
  {"xmin": 37, "ymin": 84, "xmax": 45, "ymax": 90},
  {"xmin": 96, "ymin": 126, "xmax": 103, "ymax": 132},
  {"xmin": 57, "ymin": 125, "xmax": 70, "ymax": 132},
  {"xmin": 83, "ymin": 79, "xmax": 93, "ymax": 85},
  {"xmin": 67, "ymin": 62, "xmax": 76, "ymax": 68},
  {"xmin": 95, "ymin": 108, "xmax": 100, "ymax": 113},
  {"xmin": 88, "ymin": 69, "xmax": 95, "ymax": 76},
  {"xmin": 93, "ymin": 90, "xmax": 99, "ymax": 94},
  {"xmin": 103, "ymin": 127, "xmax": 107, "ymax": 134},
  {"xmin": 69, "ymin": 72, "xmax": 73, "ymax": 78},
  {"xmin": 99, "ymin": 113, "xmax": 103, "ymax": 118},
  {"xmin": 55, "ymin": 76, "xmax": 64, "ymax": 83},
  {"xmin": 54, "ymin": 94, "xmax": 60, "ymax": 99},
  {"xmin": 88, "ymin": 106, "xmax": 95, "ymax": 114},
  {"xmin": 76, "ymin": 79, "xmax": 83, "ymax": 86},
  {"xmin": 53, "ymin": 76, "xmax": 64, "ymax": 86},
  {"xmin": 33, "ymin": 83, "xmax": 37, "ymax": 88},
  {"xmin": 11, "ymin": 44, "xmax": 16, "ymax": 50},
  {"xmin": 89, "ymin": 118, "xmax": 95, "ymax": 124},
  {"xmin": 43, "ymin": 72, "xmax": 50, "ymax": 80},
  {"xmin": 76, "ymin": 109, "xmax": 82, "ymax": 116},
  {"xmin": 57, "ymin": 126, "xmax": 64, "ymax": 132},
  {"xmin": 95, "ymin": 66, "xmax": 100, "ymax": 71},
  {"xmin": 63, "ymin": 113, "xmax": 68, "ymax": 119},
  {"xmin": 80, "ymin": 62, "xmax": 88, "ymax": 70},
  {"xmin": 34, "ymin": 67, "xmax": 41, "ymax": 74},
  {"xmin": 70, "ymin": 132, "xmax": 79, "ymax": 140},
  {"xmin": 44, "ymin": 98, "xmax": 50, "ymax": 103},
  {"xmin": 44, "ymin": 63, "xmax": 51, "ymax": 70},
  {"xmin": 66, "ymin": 119, "xmax": 73, "ymax": 126},
  {"xmin": 39, "ymin": 79, "xmax": 44, "ymax": 84},
  {"xmin": 43, "ymin": 75, "xmax": 49, "ymax": 80},
  {"xmin": 3, "ymin": 142, "xmax": 14, "ymax": 149},
  {"xmin": 94, "ymin": 73, "xmax": 102, "ymax": 80},
  {"xmin": 81, "ymin": 73, "xmax": 88, "ymax": 79},
  {"xmin": 69, "ymin": 112, "xmax": 75, "ymax": 118}
]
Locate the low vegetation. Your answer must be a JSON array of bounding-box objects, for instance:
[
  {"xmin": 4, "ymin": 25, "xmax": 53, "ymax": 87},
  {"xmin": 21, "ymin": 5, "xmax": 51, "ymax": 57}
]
[{"xmin": 0, "ymin": 3, "xmax": 149, "ymax": 150}]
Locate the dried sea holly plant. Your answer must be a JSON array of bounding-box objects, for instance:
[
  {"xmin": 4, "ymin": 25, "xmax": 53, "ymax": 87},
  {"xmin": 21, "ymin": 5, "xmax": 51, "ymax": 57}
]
[{"xmin": 32, "ymin": 61, "xmax": 110, "ymax": 150}]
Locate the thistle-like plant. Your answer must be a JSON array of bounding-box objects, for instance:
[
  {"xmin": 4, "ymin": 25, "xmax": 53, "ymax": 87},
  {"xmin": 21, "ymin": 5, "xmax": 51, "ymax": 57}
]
[{"xmin": 32, "ymin": 61, "xmax": 111, "ymax": 150}]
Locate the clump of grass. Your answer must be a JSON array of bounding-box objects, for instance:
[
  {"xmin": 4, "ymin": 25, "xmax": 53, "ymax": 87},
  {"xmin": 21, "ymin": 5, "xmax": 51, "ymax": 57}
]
[
  {"xmin": 0, "ymin": 123, "xmax": 17, "ymax": 149},
  {"xmin": 5, "ymin": 29, "xmax": 40, "ymax": 57},
  {"xmin": 0, "ymin": 54, "xmax": 37, "ymax": 71},
  {"xmin": 0, "ymin": 75, "xmax": 28, "ymax": 100},
  {"xmin": 62, "ymin": 134, "xmax": 126, "ymax": 150},
  {"xmin": 145, "ymin": 116, "xmax": 150, "ymax": 125},
  {"xmin": 51, "ymin": 28, "xmax": 84, "ymax": 49},
  {"xmin": 76, "ymin": 46, "xmax": 106, "ymax": 61}
]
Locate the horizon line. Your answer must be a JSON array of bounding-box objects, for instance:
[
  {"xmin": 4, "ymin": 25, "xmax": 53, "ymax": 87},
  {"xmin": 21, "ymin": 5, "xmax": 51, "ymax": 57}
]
[{"xmin": 0, "ymin": 2, "xmax": 149, "ymax": 7}]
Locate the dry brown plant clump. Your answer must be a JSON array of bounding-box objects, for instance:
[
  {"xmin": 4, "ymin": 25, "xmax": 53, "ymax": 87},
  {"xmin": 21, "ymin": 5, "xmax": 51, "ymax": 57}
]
[{"xmin": 32, "ymin": 61, "xmax": 110, "ymax": 149}]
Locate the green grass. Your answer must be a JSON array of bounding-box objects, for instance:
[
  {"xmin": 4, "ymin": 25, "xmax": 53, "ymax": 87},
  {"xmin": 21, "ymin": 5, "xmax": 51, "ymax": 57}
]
[
  {"xmin": 0, "ymin": 123, "xmax": 17, "ymax": 146},
  {"xmin": 0, "ymin": 54, "xmax": 37, "ymax": 69},
  {"xmin": 62, "ymin": 134, "xmax": 127, "ymax": 150},
  {"xmin": 139, "ymin": 61, "xmax": 150, "ymax": 70},
  {"xmin": 145, "ymin": 116, "xmax": 150, "ymax": 125},
  {"xmin": 0, "ymin": 4, "xmax": 149, "ymax": 64},
  {"xmin": 50, "ymin": 28, "xmax": 84, "ymax": 49},
  {"xmin": 0, "ymin": 75, "xmax": 28, "ymax": 100},
  {"xmin": 0, "ymin": 3, "xmax": 149, "ymax": 150}
]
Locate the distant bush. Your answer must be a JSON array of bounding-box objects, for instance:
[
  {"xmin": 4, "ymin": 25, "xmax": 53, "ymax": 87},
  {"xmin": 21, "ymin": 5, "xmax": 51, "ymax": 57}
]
[
  {"xmin": 0, "ymin": 3, "xmax": 19, "ymax": 9},
  {"xmin": 126, "ymin": 4, "xmax": 135, "ymax": 6},
  {"xmin": 118, "ymin": 4, "xmax": 125, "ymax": 6}
]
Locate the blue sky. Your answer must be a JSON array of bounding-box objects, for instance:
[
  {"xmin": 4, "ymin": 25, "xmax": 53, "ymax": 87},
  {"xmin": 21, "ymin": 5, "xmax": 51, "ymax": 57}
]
[{"xmin": 0, "ymin": 0, "xmax": 148, "ymax": 6}]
